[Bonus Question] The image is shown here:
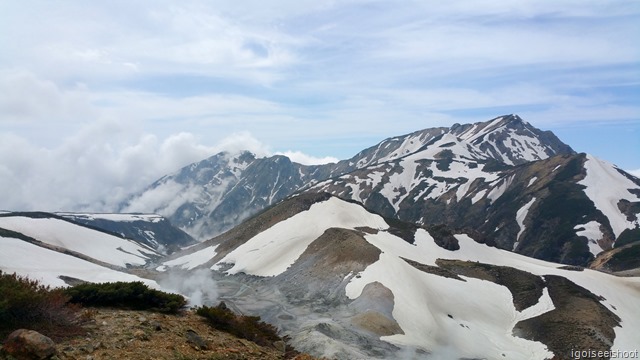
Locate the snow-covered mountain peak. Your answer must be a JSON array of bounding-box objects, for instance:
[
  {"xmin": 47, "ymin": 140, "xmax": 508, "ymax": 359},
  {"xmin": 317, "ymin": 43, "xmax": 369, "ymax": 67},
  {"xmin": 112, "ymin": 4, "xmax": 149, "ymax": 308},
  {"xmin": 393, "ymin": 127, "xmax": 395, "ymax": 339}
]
[
  {"xmin": 449, "ymin": 114, "xmax": 573, "ymax": 165},
  {"xmin": 119, "ymin": 115, "xmax": 576, "ymax": 241}
]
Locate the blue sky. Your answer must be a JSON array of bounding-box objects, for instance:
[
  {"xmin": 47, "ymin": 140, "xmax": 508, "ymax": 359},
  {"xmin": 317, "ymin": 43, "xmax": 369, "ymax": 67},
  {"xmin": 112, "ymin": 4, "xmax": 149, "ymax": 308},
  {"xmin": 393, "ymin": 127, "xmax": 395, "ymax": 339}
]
[{"xmin": 0, "ymin": 0, "xmax": 639, "ymax": 211}]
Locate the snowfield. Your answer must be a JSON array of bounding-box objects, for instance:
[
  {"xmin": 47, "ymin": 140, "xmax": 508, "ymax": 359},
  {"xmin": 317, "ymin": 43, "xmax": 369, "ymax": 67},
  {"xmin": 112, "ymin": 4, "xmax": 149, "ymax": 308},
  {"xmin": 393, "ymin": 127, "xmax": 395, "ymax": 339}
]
[
  {"xmin": 210, "ymin": 196, "xmax": 640, "ymax": 359},
  {"xmin": 579, "ymin": 154, "xmax": 640, "ymax": 238},
  {"xmin": 216, "ymin": 197, "xmax": 389, "ymax": 276},
  {"xmin": 0, "ymin": 216, "xmax": 158, "ymax": 267},
  {"xmin": 575, "ymin": 221, "xmax": 605, "ymax": 256},
  {"xmin": 345, "ymin": 231, "xmax": 553, "ymax": 360},
  {"xmin": 59, "ymin": 213, "xmax": 165, "ymax": 223},
  {"xmin": 0, "ymin": 235, "xmax": 159, "ymax": 288},
  {"xmin": 161, "ymin": 245, "xmax": 219, "ymax": 271}
]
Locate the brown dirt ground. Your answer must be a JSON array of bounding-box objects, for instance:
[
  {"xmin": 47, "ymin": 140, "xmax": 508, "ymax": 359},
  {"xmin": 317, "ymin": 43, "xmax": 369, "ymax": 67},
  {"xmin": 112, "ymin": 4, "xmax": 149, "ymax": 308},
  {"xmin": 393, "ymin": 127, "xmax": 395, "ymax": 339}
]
[{"xmin": 45, "ymin": 308, "xmax": 319, "ymax": 360}]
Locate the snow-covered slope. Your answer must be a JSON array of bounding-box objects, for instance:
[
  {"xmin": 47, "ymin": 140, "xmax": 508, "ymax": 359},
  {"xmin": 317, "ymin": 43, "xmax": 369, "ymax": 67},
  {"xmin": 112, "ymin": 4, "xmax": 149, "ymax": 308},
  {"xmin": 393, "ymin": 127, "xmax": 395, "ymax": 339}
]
[
  {"xmin": 0, "ymin": 212, "xmax": 166, "ymax": 290},
  {"xmin": 0, "ymin": 235, "xmax": 159, "ymax": 288},
  {"xmin": 579, "ymin": 154, "xmax": 640, "ymax": 238},
  {"xmin": 216, "ymin": 197, "xmax": 388, "ymax": 276},
  {"xmin": 58, "ymin": 212, "xmax": 196, "ymax": 253},
  {"xmin": 448, "ymin": 114, "xmax": 572, "ymax": 165},
  {"xmin": 0, "ymin": 215, "xmax": 159, "ymax": 267},
  {"xmin": 311, "ymin": 152, "xmax": 640, "ymax": 266},
  {"xmin": 166, "ymin": 194, "xmax": 639, "ymax": 359}
]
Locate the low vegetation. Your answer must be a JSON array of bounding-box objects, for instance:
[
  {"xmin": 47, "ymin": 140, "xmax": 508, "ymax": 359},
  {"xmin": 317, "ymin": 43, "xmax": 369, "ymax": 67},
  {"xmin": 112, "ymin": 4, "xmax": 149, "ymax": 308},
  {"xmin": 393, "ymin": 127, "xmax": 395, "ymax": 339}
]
[
  {"xmin": 196, "ymin": 302, "xmax": 280, "ymax": 346},
  {"xmin": 196, "ymin": 302, "xmax": 299, "ymax": 358},
  {"xmin": 64, "ymin": 281, "xmax": 186, "ymax": 313},
  {"xmin": 0, "ymin": 272, "xmax": 187, "ymax": 341},
  {"xmin": 1, "ymin": 273, "xmax": 306, "ymax": 358},
  {"xmin": 0, "ymin": 271, "xmax": 82, "ymax": 340}
]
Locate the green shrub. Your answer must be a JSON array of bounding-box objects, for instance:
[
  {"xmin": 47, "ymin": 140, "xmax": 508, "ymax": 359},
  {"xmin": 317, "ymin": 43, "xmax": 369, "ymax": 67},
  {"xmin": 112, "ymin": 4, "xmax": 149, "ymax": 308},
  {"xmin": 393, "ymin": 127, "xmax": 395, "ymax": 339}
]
[
  {"xmin": 196, "ymin": 302, "xmax": 281, "ymax": 348},
  {"xmin": 64, "ymin": 281, "xmax": 186, "ymax": 313},
  {"xmin": 0, "ymin": 271, "xmax": 82, "ymax": 339}
]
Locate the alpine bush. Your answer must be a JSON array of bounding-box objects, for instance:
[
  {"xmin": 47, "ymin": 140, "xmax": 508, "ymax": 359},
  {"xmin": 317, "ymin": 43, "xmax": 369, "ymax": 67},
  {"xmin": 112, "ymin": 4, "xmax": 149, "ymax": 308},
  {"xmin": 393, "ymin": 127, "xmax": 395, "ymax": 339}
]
[
  {"xmin": 0, "ymin": 271, "xmax": 82, "ymax": 339},
  {"xmin": 196, "ymin": 302, "xmax": 280, "ymax": 347},
  {"xmin": 64, "ymin": 281, "xmax": 186, "ymax": 313}
]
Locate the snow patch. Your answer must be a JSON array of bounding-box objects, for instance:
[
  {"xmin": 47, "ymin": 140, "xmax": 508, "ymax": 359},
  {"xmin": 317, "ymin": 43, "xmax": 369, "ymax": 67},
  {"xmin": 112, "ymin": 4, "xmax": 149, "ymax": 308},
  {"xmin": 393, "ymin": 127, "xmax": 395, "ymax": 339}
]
[
  {"xmin": 471, "ymin": 189, "xmax": 487, "ymax": 204},
  {"xmin": 574, "ymin": 221, "xmax": 604, "ymax": 256},
  {"xmin": 515, "ymin": 286, "xmax": 555, "ymax": 322},
  {"xmin": 487, "ymin": 176, "xmax": 514, "ymax": 203},
  {"xmin": 163, "ymin": 245, "xmax": 219, "ymax": 270},
  {"xmin": 514, "ymin": 197, "xmax": 536, "ymax": 250},
  {"xmin": 579, "ymin": 155, "xmax": 640, "ymax": 237}
]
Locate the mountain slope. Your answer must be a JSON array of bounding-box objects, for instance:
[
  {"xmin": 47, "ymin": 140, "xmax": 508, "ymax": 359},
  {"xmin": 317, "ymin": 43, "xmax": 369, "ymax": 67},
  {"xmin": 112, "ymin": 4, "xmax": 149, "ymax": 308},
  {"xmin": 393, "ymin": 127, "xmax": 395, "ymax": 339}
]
[
  {"xmin": 0, "ymin": 212, "xmax": 162, "ymax": 288},
  {"xmin": 121, "ymin": 115, "xmax": 575, "ymax": 241},
  {"xmin": 310, "ymin": 153, "xmax": 640, "ymax": 266},
  {"xmin": 57, "ymin": 212, "xmax": 196, "ymax": 253},
  {"xmin": 161, "ymin": 193, "xmax": 640, "ymax": 359}
]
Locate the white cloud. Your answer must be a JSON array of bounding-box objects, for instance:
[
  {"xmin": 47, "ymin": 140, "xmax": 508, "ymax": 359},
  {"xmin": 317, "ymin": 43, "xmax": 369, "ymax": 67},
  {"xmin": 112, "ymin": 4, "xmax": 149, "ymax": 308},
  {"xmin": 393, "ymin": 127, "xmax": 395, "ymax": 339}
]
[
  {"xmin": 212, "ymin": 132, "xmax": 272, "ymax": 157},
  {"xmin": 0, "ymin": 69, "xmax": 94, "ymax": 124},
  {"xmin": 276, "ymin": 151, "xmax": 338, "ymax": 165},
  {"xmin": 0, "ymin": 122, "xmax": 338, "ymax": 212}
]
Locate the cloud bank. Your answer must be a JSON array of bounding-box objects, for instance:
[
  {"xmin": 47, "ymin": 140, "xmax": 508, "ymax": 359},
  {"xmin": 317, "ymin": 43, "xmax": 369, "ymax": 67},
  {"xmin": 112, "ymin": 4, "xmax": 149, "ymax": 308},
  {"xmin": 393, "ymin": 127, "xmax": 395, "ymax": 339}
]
[{"xmin": 0, "ymin": 122, "xmax": 330, "ymax": 212}]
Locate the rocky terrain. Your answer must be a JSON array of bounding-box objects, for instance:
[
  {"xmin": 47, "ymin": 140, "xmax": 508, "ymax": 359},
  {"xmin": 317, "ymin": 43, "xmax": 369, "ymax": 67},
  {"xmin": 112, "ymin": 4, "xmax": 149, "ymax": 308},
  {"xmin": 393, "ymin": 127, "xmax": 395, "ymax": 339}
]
[{"xmin": 0, "ymin": 308, "xmax": 319, "ymax": 360}]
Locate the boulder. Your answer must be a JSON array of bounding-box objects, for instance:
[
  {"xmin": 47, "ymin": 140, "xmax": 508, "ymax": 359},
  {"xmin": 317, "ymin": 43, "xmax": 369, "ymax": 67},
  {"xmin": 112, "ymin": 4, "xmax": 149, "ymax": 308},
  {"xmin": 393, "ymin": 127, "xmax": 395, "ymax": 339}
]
[
  {"xmin": 3, "ymin": 329, "xmax": 57, "ymax": 360},
  {"xmin": 185, "ymin": 329, "xmax": 207, "ymax": 350}
]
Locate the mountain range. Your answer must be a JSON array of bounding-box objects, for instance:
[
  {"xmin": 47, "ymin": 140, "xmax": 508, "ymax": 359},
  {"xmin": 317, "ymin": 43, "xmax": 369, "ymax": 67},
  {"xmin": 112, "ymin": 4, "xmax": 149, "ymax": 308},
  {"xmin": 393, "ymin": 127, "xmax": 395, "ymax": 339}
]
[
  {"xmin": 121, "ymin": 114, "xmax": 640, "ymax": 267},
  {"xmin": 2, "ymin": 114, "xmax": 640, "ymax": 359},
  {"xmin": 153, "ymin": 192, "xmax": 640, "ymax": 359}
]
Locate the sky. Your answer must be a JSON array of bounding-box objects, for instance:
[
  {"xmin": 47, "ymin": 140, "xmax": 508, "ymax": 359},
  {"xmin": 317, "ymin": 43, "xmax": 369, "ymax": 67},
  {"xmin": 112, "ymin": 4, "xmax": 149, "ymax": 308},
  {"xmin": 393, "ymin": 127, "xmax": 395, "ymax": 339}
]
[{"xmin": 1, "ymin": 0, "xmax": 639, "ymax": 212}]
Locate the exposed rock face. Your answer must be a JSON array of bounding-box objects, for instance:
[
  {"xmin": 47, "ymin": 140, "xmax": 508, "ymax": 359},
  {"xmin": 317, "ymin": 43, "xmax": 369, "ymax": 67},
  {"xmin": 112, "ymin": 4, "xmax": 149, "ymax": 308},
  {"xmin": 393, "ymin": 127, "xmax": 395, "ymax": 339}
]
[
  {"xmin": 2, "ymin": 329, "xmax": 56, "ymax": 360},
  {"xmin": 514, "ymin": 275, "xmax": 621, "ymax": 359},
  {"xmin": 591, "ymin": 241, "xmax": 640, "ymax": 273}
]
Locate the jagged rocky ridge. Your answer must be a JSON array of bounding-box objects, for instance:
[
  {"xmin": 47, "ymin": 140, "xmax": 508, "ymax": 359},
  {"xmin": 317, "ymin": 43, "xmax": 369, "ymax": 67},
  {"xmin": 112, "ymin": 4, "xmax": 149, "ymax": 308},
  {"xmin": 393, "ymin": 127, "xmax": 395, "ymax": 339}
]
[{"xmin": 121, "ymin": 114, "xmax": 640, "ymax": 267}]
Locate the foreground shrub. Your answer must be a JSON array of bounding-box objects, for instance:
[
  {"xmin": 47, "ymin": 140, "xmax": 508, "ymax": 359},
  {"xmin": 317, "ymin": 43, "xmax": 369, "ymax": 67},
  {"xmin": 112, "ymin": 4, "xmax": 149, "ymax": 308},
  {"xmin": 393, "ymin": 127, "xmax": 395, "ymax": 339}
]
[
  {"xmin": 0, "ymin": 271, "xmax": 82, "ymax": 339},
  {"xmin": 64, "ymin": 281, "xmax": 186, "ymax": 313},
  {"xmin": 196, "ymin": 302, "xmax": 294, "ymax": 353}
]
